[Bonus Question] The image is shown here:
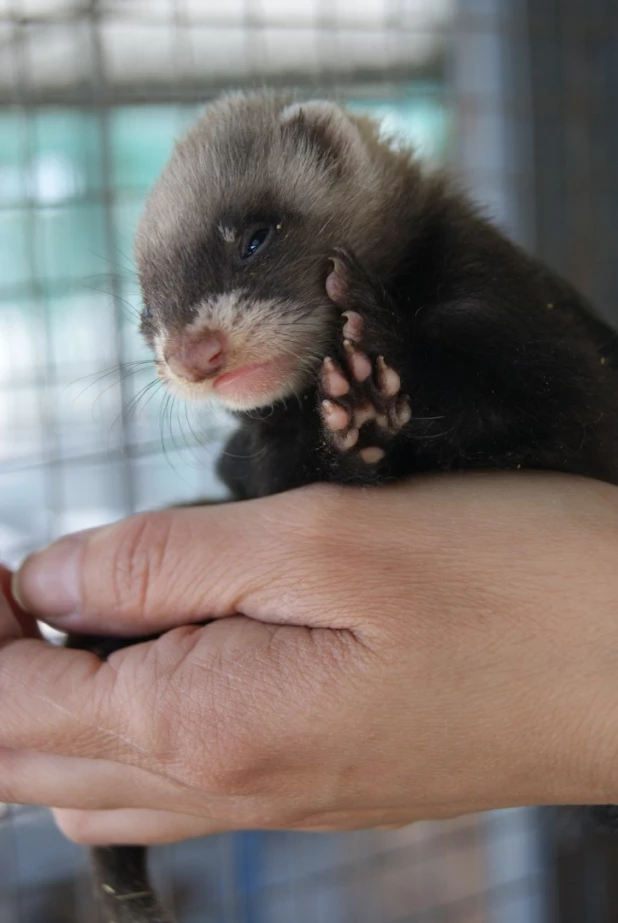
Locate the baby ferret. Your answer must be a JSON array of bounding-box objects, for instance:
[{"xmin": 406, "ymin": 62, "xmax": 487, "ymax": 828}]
[{"xmin": 79, "ymin": 91, "xmax": 618, "ymax": 923}]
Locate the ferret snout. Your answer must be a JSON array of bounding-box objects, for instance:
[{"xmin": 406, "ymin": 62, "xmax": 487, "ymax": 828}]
[{"xmin": 164, "ymin": 330, "xmax": 227, "ymax": 382}]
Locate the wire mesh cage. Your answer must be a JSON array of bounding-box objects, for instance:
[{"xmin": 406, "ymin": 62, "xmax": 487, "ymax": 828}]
[{"xmin": 0, "ymin": 0, "xmax": 617, "ymax": 921}]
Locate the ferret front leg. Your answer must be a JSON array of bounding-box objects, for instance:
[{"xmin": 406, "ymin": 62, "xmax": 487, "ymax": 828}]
[
  {"xmin": 319, "ymin": 252, "xmax": 411, "ymax": 471},
  {"xmin": 319, "ymin": 329, "xmax": 411, "ymax": 467}
]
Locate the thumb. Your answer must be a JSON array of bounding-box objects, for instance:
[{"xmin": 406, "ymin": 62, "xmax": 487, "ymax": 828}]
[{"xmin": 12, "ymin": 485, "xmax": 348, "ymax": 635}]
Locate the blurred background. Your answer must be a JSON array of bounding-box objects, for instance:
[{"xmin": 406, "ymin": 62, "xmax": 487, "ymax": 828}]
[{"xmin": 0, "ymin": 0, "xmax": 617, "ymax": 921}]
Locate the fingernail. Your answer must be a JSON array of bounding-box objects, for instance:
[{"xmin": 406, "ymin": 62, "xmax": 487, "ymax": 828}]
[{"xmin": 12, "ymin": 533, "xmax": 84, "ymax": 617}]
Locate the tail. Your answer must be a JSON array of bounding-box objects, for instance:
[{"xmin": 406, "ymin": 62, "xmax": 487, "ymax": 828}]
[{"xmin": 90, "ymin": 845, "xmax": 176, "ymax": 923}]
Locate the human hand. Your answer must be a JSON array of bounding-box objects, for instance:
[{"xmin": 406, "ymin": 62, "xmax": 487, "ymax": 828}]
[
  {"xmin": 0, "ymin": 564, "xmax": 39, "ymax": 639},
  {"xmin": 4, "ymin": 473, "xmax": 618, "ymax": 846}
]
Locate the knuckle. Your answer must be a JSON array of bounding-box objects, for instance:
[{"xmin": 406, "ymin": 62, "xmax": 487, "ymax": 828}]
[
  {"xmin": 205, "ymin": 747, "xmax": 263, "ymax": 797},
  {"xmin": 204, "ymin": 729, "xmax": 294, "ymax": 802},
  {"xmin": 98, "ymin": 512, "xmax": 174, "ymax": 622},
  {"xmin": 206, "ymin": 707, "xmax": 264, "ymax": 792},
  {"xmin": 178, "ymin": 680, "xmax": 266, "ymax": 798}
]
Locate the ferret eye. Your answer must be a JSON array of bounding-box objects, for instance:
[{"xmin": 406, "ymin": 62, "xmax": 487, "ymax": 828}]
[
  {"xmin": 240, "ymin": 225, "xmax": 273, "ymax": 261},
  {"xmin": 143, "ymin": 306, "xmax": 153, "ymax": 319}
]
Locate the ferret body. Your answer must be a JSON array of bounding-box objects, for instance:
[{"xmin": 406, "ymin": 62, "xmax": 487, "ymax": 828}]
[{"xmin": 78, "ymin": 91, "xmax": 618, "ymax": 923}]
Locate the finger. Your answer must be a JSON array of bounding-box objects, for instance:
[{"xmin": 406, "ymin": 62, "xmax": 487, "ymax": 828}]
[
  {"xmin": 0, "ymin": 745, "xmax": 306, "ymax": 831},
  {"xmin": 53, "ymin": 804, "xmax": 427, "ymax": 845},
  {"xmin": 13, "ymin": 484, "xmax": 367, "ymax": 634},
  {"xmin": 53, "ymin": 807, "xmax": 219, "ymax": 846},
  {"xmin": 0, "ymin": 570, "xmax": 23, "ymax": 642},
  {"xmin": 0, "ymin": 747, "xmax": 187, "ymax": 812},
  {"xmin": 0, "ymin": 565, "xmax": 41, "ymax": 639},
  {"xmin": 0, "ymin": 636, "xmax": 158, "ymax": 763},
  {"xmin": 0, "ymin": 616, "xmax": 325, "ymax": 768}
]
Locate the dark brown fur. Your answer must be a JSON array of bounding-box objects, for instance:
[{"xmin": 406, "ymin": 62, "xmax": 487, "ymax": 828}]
[{"xmin": 73, "ymin": 91, "xmax": 618, "ymax": 922}]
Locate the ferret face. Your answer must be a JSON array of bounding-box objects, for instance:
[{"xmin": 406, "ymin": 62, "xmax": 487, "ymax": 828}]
[
  {"xmin": 140, "ymin": 214, "xmax": 334, "ymax": 412},
  {"xmin": 134, "ymin": 92, "xmax": 385, "ymax": 411}
]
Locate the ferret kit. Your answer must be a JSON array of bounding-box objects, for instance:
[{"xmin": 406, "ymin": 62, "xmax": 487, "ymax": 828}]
[{"xmin": 72, "ymin": 92, "xmax": 618, "ymax": 923}]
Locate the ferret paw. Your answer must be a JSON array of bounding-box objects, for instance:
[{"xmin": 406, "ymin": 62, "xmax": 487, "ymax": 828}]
[{"xmin": 319, "ymin": 315, "xmax": 411, "ymax": 465}]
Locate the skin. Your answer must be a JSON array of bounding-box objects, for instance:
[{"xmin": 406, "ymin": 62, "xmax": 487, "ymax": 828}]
[{"xmin": 2, "ymin": 472, "xmax": 618, "ymax": 847}]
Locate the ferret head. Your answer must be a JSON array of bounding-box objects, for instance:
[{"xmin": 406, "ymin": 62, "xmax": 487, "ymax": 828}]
[{"xmin": 134, "ymin": 92, "xmax": 398, "ymax": 411}]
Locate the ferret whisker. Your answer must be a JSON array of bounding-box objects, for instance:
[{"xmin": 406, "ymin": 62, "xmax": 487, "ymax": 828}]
[
  {"xmin": 80, "ymin": 274, "xmax": 136, "ymax": 301},
  {"xmin": 162, "ymin": 394, "xmax": 203, "ymax": 480},
  {"xmin": 89, "ymin": 250, "xmax": 139, "ymax": 280},
  {"xmin": 81, "ymin": 279, "xmax": 144, "ymax": 323},
  {"xmin": 159, "ymin": 390, "xmax": 170, "ymax": 455},
  {"xmin": 96, "ymin": 374, "xmax": 148, "ymax": 411},
  {"xmin": 219, "ymin": 441, "xmax": 268, "ymax": 463},
  {"xmin": 170, "ymin": 400, "xmax": 192, "ymax": 460},
  {"xmin": 182, "ymin": 403, "xmax": 207, "ymax": 457},
  {"xmin": 173, "ymin": 401, "xmax": 208, "ymax": 469},
  {"xmin": 124, "ymin": 379, "xmax": 161, "ymax": 421},
  {"xmin": 184, "ymin": 403, "xmax": 221, "ymax": 453},
  {"xmin": 107, "ymin": 378, "xmax": 161, "ymax": 440},
  {"xmin": 244, "ymin": 408, "xmax": 264, "ymax": 421},
  {"xmin": 69, "ymin": 360, "xmax": 151, "ymax": 387},
  {"xmin": 112, "ymin": 246, "xmax": 140, "ymax": 277},
  {"xmin": 159, "ymin": 391, "xmax": 183, "ymax": 480},
  {"xmin": 261, "ymin": 401, "xmax": 277, "ymax": 420},
  {"xmin": 139, "ymin": 379, "xmax": 165, "ymax": 415},
  {"xmin": 67, "ymin": 362, "xmax": 152, "ymax": 404},
  {"xmin": 292, "ymin": 389, "xmax": 303, "ymax": 412},
  {"xmin": 167, "ymin": 395, "xmax": 185, "ymax": 460},
  {"xmin": 410, "ymin": 426, "xmax": 456, "ymax": 441}
]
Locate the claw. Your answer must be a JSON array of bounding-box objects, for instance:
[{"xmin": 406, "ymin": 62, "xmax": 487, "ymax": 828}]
[
  {"xmin": 326, "ymin": 255, "xmax": 349, "ymax": 306},
  {"xmin": 321, "ymin": 399, "xmax": 350, "ymax": 431},
  {"xmin": 322, "ymin": 313, "xmax": 406, "ymax": 461},
  {"xmin": 342, "ymin": 311, "xmax": 364, "ymax": 343},
  {"xmin": 322, "ymin": 357, "xmax": 350, "ymax": 397},
  {"xmin": 395, "ymin": 395, "xmax": 412, "ymax": 426},
  {"xmin": 376, "ymin": 356, "xmax": 400, "ymax": 397},
  {"xmin": 344, "ymin": 340, "xmax": 372, "ymax": 382}
]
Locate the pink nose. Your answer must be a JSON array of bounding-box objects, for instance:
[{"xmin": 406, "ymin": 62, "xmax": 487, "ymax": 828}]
[{"xmin": 165, "ymin": 332, "xmax": 227, "ymax": 382}]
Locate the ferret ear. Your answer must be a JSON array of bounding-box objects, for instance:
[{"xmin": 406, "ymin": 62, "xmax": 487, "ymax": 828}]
[{"xmin": 279, "ymin": 100, "xmax": 368, "ymax": 171}]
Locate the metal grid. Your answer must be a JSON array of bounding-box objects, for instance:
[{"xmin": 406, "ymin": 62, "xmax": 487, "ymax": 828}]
[{"xmin": 0, "ymin": 0, "xmax": 615, "ymax": 920}]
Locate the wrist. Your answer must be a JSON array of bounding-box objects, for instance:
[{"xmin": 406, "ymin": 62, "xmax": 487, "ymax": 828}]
[
  {"xmin": 491, "ymin": 507, "xmax": 618, "ymax": 809},
  {"xmin": 383, "ymin": 474, "xmax": 618, "ymax": 814}
]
